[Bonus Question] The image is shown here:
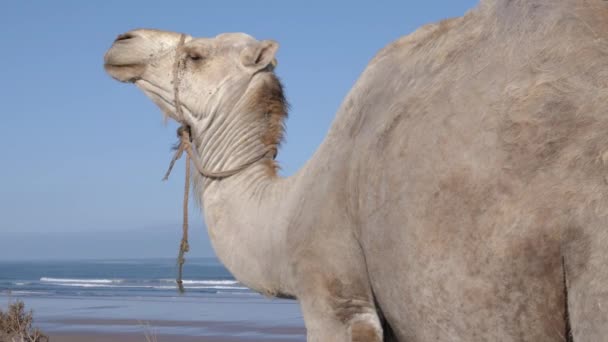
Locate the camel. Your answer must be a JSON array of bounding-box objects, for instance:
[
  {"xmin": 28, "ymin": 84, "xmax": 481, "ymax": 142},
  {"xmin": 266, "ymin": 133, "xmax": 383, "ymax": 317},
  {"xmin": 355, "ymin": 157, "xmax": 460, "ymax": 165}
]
[{"xmin": 103, "ymin": 0, "xmax": 608, "ymax": 340}]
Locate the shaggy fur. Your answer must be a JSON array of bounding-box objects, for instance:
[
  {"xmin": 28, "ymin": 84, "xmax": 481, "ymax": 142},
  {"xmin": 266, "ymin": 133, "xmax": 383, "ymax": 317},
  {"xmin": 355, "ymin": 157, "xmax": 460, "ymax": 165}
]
[{"xmin": 245, "ymin": 73, "xmax": 288, "ymax": 175}]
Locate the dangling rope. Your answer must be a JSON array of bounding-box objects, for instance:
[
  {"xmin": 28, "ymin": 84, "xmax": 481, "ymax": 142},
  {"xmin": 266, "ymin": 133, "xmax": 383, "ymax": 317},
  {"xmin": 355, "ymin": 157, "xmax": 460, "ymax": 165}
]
[
  {"xmin": 163, "ymin": 126, "xmax": 191, "ymax": 294},
  {"xmin": 163, "ymin": 34, "xmax": 273, "ymax": 293}
]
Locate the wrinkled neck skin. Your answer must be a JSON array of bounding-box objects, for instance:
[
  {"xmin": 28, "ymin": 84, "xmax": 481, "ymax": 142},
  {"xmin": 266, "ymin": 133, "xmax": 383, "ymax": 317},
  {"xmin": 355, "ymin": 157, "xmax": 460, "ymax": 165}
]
[{"xmin": 190, "ymin": 73, "xmax": 296, "ymax": 297}]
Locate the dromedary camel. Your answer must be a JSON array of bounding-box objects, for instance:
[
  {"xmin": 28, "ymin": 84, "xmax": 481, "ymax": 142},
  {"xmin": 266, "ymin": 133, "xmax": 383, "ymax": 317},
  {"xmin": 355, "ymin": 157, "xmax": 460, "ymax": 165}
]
[{"xmin": 103, "ymin": 0, "xmax": 608, "ymax": 340}]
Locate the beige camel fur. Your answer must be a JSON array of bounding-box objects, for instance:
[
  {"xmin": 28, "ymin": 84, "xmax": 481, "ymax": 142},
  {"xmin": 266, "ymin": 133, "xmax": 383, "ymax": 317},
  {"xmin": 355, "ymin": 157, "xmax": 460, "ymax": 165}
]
[{"xmin": 104, "ymin": 0, "xmax": 608, "ymax": 340}]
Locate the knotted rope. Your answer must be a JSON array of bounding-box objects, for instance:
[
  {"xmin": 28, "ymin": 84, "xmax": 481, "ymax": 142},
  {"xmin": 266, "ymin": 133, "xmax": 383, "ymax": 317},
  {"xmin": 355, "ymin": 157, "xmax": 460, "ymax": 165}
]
[{"xmin": 163, "ymin": 34, "xmax": 273, "ymax": 293}]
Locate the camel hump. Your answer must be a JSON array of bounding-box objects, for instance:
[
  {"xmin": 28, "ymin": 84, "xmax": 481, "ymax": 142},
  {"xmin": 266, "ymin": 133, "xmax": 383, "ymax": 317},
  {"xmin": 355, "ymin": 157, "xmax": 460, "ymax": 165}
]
[{"xmin": 333, "ymin": 0, "xmax": 608, "ymax": 156}]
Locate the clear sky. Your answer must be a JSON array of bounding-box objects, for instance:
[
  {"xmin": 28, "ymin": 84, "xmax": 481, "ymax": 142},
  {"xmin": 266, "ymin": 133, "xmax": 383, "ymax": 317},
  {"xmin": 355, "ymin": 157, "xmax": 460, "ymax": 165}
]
[{"xmin": 0, "ymin": 0, "xmax": 478, "ymax": 259}]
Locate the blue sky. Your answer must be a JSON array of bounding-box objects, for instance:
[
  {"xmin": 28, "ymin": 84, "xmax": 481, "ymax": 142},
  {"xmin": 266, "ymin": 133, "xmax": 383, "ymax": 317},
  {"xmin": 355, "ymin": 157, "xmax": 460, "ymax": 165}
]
[{"xmin": 0, "ymin": 0, "xmax": 478, "ymax": 258}]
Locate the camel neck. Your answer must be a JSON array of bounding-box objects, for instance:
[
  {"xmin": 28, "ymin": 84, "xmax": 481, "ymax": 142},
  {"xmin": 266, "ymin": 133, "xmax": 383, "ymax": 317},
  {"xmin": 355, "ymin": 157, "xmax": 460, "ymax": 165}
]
[
  {"xmin": 190, "ymin": 72, "xmax": 282, "ymax": 189},
  {"xmin": 197, "ymin": 163, "xmax": 295, "ymax": 297},
  {"xmin": 188, "ymin": 73, "xmax": 294, "ymax": 296},
  {"xmin": 191, "ymin": 113, "xmax": 271, "ymax": 190}
]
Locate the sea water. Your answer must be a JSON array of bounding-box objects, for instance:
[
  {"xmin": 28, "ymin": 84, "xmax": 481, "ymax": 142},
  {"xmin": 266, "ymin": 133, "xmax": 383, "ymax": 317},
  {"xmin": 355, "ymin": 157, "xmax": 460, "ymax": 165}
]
[
  {"xmin": 0, "ymin": 258, "xmax": 243, "ymax": 297},
  {"xmin": 0, "ymin": 258, "xmax": 304, "ymax": 340}
]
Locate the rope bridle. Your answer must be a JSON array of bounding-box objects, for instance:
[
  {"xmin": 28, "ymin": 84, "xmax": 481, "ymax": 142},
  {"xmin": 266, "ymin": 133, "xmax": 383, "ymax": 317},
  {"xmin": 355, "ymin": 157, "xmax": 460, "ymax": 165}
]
[{"xmin": 163, "ymin": 34, "xmax": 273, "ymax": 292}]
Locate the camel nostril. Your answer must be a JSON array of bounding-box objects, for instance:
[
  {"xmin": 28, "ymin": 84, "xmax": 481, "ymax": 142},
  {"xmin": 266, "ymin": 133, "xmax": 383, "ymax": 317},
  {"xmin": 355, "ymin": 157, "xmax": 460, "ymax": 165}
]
[{"xmin": 115, "ymin": 33, "xmax": 134, "ymax": 42}]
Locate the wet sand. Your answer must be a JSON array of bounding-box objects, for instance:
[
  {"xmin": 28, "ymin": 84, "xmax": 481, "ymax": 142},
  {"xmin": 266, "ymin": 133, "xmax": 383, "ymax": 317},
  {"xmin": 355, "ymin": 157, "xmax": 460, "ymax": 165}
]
[
  {"xmin": 49, "ymin": 332, "xmax": 288, "ymax": 342},
  {"xmin": 50, "ymin": 332, "xmax": 207, "ymax": 342},
  {"xmin": 45, "ymin": 318, "xmax": 305, "ymax": 342}
]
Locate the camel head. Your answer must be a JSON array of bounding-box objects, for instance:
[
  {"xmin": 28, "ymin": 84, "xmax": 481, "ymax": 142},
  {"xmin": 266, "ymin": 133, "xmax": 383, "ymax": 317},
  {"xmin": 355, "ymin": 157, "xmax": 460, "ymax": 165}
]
[{"xmin": 104, "ymin": 29, "xmax": 280, "ymax": 125}]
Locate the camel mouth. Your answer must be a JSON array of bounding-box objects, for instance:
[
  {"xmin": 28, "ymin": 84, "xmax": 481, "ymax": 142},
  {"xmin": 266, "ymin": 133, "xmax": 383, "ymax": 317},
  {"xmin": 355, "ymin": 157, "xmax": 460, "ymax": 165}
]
[
  {"xmin": 104, "ymin": 63, "xmax": 145, "ymax": 83},
  {"xmin": 103, "ymin": 33, "xmax": 147, "ymax": 82},
  {"xmin": 104, "ymin": 30, "xmax": 192, "ymax": 84}
]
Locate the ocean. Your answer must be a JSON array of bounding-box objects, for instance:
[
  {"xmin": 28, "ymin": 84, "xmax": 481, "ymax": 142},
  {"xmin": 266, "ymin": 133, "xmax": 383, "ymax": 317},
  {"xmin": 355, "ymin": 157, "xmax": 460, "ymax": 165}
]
[{"xmin": 0, "ymin": 258, "xmax": 305, "ymax": 341}]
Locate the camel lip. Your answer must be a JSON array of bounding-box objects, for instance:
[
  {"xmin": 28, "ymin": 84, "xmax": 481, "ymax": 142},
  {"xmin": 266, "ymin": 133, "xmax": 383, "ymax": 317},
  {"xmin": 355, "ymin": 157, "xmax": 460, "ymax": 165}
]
[
  {"xmin": 103, "ymin": 47, "xmax": 136, "ymax": 67},
  {"xmin": 103, "ymin": 63, "xmax": 143, "ymax": 83},
  {"xmin": 103, "ymin": 62, "xmax": 138, "ymax": 68}
]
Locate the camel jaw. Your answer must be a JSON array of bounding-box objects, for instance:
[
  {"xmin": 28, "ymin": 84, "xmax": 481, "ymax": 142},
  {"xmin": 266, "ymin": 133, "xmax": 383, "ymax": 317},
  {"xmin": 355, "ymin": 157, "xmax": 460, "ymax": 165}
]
[{"xmin": 135, "ymin": 79, "xmax": 181, "ymax": 121}]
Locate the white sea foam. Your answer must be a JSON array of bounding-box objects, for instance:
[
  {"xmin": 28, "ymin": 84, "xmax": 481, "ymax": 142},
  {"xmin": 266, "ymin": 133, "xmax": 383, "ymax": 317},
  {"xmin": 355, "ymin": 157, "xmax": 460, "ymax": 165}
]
[
  {"xmin": 153, "ymin": 285, "xmax": 248, "ymax": 290},
  {"xmin": 2, "ymin": 290, "xmax": 48, "ymax": 295},
  {"xmin": 193, "ymin": 285, "xmax": 248, "ymax": 290},
  {"xmin": 159, "ymin": 279, "xmax": 239, "ymax": 285},
  {"xmin": 40, "ymin": 277, "xmax": 122, "ymax": 284},
  {"xmin": 182, "ymin": 280, "xmax": 239, "ymax": 285},
  {"xmin": 49, "ymin": 283, "xmax": 248, "ymax": 290},
  {"xmin": 39, "ymin": 278, "xmax": 247, "ymax": 291},
  {"xmin": 216, "ymin": 291, "xmax": 258, "ymax": 296},
  {"xmin": 50, "ymin": 283, "xmax": 115, "ymax": 288},
  {"xmin": 50, "ymin": 283, "xmax": 157, "ymax": 289}
]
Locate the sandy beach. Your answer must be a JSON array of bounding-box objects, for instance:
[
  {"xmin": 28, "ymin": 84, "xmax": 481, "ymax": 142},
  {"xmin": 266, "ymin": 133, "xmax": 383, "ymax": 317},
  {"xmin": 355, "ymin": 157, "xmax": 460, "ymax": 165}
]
[{"xmin": 29, "ymin": 297, "xmax": 306, "ymax": 342}]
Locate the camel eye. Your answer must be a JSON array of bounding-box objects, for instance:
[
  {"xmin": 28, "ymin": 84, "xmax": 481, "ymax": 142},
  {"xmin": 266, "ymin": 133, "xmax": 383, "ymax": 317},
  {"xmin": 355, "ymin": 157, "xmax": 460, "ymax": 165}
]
[{"xmin": 187, "ymin": 52, "xmax": 204, "ymax": 61}]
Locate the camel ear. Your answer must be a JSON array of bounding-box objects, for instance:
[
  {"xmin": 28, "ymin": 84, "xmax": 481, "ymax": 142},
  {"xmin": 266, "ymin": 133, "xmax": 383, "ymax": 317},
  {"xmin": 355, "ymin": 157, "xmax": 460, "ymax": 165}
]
[{"xmin": 241, "ymin": 40, "xmax": 279, "ymax": 71}]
